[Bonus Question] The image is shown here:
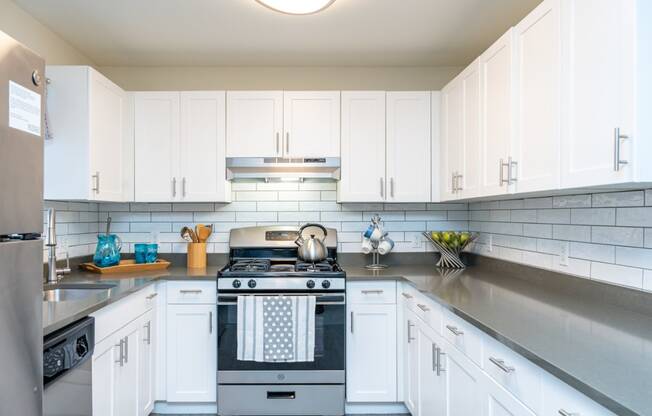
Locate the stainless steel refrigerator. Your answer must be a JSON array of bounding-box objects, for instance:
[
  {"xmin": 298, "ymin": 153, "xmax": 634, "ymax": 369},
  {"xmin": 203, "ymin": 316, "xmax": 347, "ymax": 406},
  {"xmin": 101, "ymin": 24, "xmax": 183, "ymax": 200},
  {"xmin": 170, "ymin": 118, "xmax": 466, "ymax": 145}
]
[{"xmin": 0, "ymin": 30, "xmax": 45, "ymax": 416}]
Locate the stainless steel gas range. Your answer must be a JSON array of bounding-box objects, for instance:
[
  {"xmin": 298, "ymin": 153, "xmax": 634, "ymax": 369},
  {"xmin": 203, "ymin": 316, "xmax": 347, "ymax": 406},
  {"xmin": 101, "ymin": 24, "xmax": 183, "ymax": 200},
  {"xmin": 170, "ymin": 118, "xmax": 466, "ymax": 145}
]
[{"xmin": 217, "ymin": 226, "xmax": 346, "ymax": 416}]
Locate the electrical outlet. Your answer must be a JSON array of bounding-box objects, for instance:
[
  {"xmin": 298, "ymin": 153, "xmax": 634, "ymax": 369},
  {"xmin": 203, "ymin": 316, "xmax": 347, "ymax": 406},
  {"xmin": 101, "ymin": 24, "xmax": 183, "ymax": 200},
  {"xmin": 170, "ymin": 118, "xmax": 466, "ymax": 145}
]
[
  {"xmin": 488, "ymin": 234, "xmax": 493, "ymax": 252},
  {"xmin": 560, "ymin": 242, "xmax": 570, "ymax": 266},
  {"xmin": 412, "ymin": 233, "xmax": 422, "ymax": 248}
]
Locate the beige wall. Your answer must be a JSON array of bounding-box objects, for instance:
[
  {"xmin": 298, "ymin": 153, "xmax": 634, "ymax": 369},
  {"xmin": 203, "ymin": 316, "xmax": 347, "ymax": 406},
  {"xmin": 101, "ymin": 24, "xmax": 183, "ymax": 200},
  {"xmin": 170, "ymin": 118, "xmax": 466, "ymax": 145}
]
[{"xmin": 100, "ymin": 65, "xmax": 462, "ymax": 91}]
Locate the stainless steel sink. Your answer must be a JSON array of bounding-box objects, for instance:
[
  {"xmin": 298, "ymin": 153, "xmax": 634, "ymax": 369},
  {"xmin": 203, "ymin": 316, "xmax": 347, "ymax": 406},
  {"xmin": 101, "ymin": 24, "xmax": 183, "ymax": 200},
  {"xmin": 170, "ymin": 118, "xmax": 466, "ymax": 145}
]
[{"xmin": 42, "ymin": 282, "xmax": 117, "ymax": 302}]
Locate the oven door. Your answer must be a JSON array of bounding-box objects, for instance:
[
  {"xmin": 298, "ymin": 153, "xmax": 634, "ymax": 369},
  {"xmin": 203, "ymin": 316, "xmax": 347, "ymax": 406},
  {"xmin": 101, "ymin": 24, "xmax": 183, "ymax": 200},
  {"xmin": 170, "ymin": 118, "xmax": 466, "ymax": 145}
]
[{"xmin": 217, "ymin": 292, "xmax": 345, "ymax": 385}]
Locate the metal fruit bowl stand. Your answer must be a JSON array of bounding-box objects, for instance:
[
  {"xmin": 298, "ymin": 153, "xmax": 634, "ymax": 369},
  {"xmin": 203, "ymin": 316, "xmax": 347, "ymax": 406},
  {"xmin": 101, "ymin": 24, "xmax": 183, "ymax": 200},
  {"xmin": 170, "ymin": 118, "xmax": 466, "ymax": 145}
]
[{"xmin": 422, "ymin": 231, "xmax": 478, "ymax": 269}]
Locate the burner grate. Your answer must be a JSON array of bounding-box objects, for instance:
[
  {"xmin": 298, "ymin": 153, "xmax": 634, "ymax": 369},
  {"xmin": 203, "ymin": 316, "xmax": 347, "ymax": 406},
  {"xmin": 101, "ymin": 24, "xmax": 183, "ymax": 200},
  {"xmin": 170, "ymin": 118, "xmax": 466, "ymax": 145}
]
[
  {"xmin": 295, "ymin": 261, "xmax": 335, "ymax": 272},
  {"xmin": 230, "ymin": 259, "xmax": 271, "ymax": 272}
]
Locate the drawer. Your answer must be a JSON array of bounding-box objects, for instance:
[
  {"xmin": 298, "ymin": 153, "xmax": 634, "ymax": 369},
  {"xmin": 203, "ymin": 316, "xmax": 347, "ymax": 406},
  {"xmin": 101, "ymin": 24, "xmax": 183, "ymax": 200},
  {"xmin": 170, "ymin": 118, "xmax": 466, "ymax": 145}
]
[
  {"xmin": 441, "ymin": 309, "xmax": 483, "ymax": 366},
  {"xmin": 484, "ymin": 335, "xmax": 543, "ymax": 414},
  {"xmin": 167, "ymin": 280, "xmax": 216, "ymax": 304},
  {"xmin": 92, "ymin": 283, "xmax": 159, "ymax": 343},
  {"xmin": 398, "ymin": 282, "xmax": 420, "ymax": 310},
  {"xmin": 542, "ymin": 372, "xmax": 615, "ymax": 416},
  {"xmin": 412, "ymin": 296, "xmax": 442, "ymax": 334},
  {"xmin": 347, "ymin": 281, "xmax": 396, "ymax": 304}
]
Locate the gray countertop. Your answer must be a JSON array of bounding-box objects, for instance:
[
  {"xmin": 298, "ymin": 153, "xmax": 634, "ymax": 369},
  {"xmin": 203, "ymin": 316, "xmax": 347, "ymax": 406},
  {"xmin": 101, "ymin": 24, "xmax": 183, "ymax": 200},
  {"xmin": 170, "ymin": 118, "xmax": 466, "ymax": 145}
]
[{"xmin": 43, "ymin": 258, "xmax": 652, "ymax": 415}]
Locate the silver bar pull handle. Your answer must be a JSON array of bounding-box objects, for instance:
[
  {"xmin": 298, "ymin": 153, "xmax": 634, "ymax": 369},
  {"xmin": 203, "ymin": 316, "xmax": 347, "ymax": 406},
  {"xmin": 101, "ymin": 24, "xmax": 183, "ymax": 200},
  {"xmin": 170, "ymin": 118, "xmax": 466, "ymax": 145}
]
[
  {"xmin": 558, "ymin": 410, "xmax": 579, "ymax": 416},
  {"xmin": 390, "ymin": 178, "xmax": 395, "ymax": 198},
  {"xmin": 432, "ymin": 343, "xmax": 437, "ymax": 372},
  {"xmin": 350, "ymin": 311, "xmax": 354, "ymax": 333},
  {"xmin": 286, "ymin": 132, "xmax": 290, "ymax": 154},
  {"xmin": 407, "ymin": 320, "xmax": 415, "ymax": 343},
  {"xmin": 146, "ymin": 293, "xmax": 158, "ymax": 300},
  {"xmin": 489, "ymin": 357, "xmax": 515, "ymax": 373},
  {"xmin": 144, "ymin": 321, "xmax": 151, "ymax": 345},
  {"xmin": 614, "ymin": 127, "xmax": 629, "ymax": 171},
  {"xmin": 452, "ymin": 172, "xmax": 457, "ymax": 193},
  {"xmin": 172, "ymin": 177, "xmax": 177, "ymax": 197},
  {"xmin": 92, "ymin": 171, "xmax": 100, "ymax": 194},
  {"xmin": 446, "ymin": 325, "xmax": 464, "ymax": 336},
  {"xmin": 380, "ymin": 177, "xmax": 384, "ymax": 198},
  {"xmin": 417, "ymin": 304, "xmax": 430, "ymax": 312},
  {"xmin": 182, "ymin": 177, "xmax": 187, "ymax": 197},
  {"xmin": 436, "ymin": 346, "xmax": 446, "ymax": 376},
  {"xmin": 456, "ymin": 174, "xmax": 463, "ymax": 191},
  {"xmin": 276, "ymin": 132, "xmax": 280, "ymax": 154},
  {"xmin": 124, "ymin": 336, "xmax": 129, "ymax": 363},
  {"xmin": 180, "ymin": 289, "xmax": 203, "ymax": 294},
  {"xmin": 115, "ymin": 339, "xmax": 124, "ymax": 366},
  {"xmin": 361, "ymin": 289, "xmax": 384, "ymax": 294},
  {"xmin": 401, "ymin": 292, "xmax": 413, "ymax": 299},
  {"xmin": 209, "ymin": 311, "xmax": 213, "ymax": 334},
  {"xmin": 499, "ymin": 159, "xmax": 510, "ymax": 186},
  {"xmin": 509, "ymin": 158, "xmax": 518, "ymax": 183}
]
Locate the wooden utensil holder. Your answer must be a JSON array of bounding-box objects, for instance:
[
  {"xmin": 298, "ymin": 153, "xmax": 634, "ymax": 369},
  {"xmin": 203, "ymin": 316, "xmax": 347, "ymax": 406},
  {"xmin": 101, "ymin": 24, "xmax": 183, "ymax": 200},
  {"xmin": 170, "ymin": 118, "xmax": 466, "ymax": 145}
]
[{"xmin": 187, "ymin": 242, "xmax": 207, "ymax": 268}]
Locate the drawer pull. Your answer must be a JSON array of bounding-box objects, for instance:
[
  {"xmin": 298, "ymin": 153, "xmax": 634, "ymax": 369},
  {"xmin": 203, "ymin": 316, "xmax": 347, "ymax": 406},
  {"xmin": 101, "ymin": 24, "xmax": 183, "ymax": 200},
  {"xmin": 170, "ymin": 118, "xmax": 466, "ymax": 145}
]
[
  {"xmin": 446, "ymin": 325, "xmax": 464, "ymax": 336},
  {"xmin": 401, "ymin": 293, "xmax": 413, "ymax": 299},
  {"xmin": 267, "ymin": 391, "xmax": 296, "ymax": 400},
  {"xmin": 489, "ymin": 357, "xmax": 515, "ymax": 373},
  {"xmin": 146, "ymin": 293, "xmax": 158, "ymax": 300},
  {"xmin": 417, "ymin": 304, "xmax": 430, "ymax": 312},
  {"xmin": 558, "ymin": 410, "xmax": 579, "ymax": 416},
  {"xmin": 407, "ymin": 320, "xmax": 415, "ymax": 343},
  {"xmin": 180, "ymin": 289, "xmax": 203, "ymax": 294},
  {"xmin": 361, "ymin": 289, "xmax": 384, "ymax": 294},
  {"xmin": 436, "ymin": 346, "xmax": 446, "ymax": 376}
]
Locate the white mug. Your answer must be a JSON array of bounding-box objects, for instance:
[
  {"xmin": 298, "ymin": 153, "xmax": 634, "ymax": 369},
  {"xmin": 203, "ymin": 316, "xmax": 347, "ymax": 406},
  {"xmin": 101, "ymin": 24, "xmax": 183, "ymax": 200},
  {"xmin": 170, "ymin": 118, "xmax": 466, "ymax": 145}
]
[
  {"xmin": 369, "ymin": 226, "xmax": 384, "ymax": 243},
  {"xmin": 361, "ymin": 237, "xmax": 373, "ymax": 254},
  {"xmin": 377, "ymin": 237, "xmax": 395, "ymax": 255}
]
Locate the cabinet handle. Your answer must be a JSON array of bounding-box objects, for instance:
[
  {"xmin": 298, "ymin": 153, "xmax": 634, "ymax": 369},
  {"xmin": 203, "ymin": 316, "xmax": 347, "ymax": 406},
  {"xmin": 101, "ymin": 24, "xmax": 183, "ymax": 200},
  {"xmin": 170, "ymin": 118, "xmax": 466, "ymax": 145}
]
[
  {"xmin": 401, "ymin": 292, "xmax": 413, "ymax": 299},
  {"xmin": 558, "ymin": 410, "xmax": 579, "ymax": 416},
  {"xmin": 507, "ymin": 157, "xmax": 517, "ymax": 184},
  {"xmin": 614, "ymin": 127, "xmax": 629, "ymax": 171},
  {"xmin": 286, "ymin": 132, "xmax": 290, "ymax": 154},
  {"xmin": 451, "ymin": 172, "xmax": 457, "ymax": 193},
  {"xmin": 436, "ymin": 346, "xmax": 446, "ymax": 376},
  {"xmin": 432, "ymin": 343, "xmax": 437, "ymax": 372},
  {"xmin": 417, "ymin": 304, "xmax": 430, "ymax": 312},
  {"xmin": 350, "ymin": 311, "xmax": 354, "ymax": 333},
  {"xmin": 146, "ymin": 293, "xmax": 158, "ymax": 300},
  {"xmin": 407, "ymin": 320, "xmax": 415, "ymax": 343},
  {"xmin": 172, "ymin": 177, "xmax": 177, "ymax": 197},
  {"xmin": 144, "ymin": 321, "xmax": 151, "ymax": 345},
  {"xmin": 361, "ymin": 289, "xmax": 384, "ymax": 294},
  {"xmin": 182, "ymin": 177, "xmax": 187, "ymax": 197},
  {"xmin": 390, "ymin": 178, "xmax": 395, "ymax": 198},
  {"xmin": 276, "ymin": 132, "xmax": 280, "ymax": 154},
  {"xmin": 92, "ymin": 171, "xmax": 100, "ymax": 194},
  {"xmin": 456, "ymin": 174, "xmax": 464, "ymax": 191},
  {"xmin": 446, "ymin": 325, "xmax": 464, "ymax": 336},
  {"xmin": 209, "ymin": 311, "xmax": 213, "ymax": 334},
  {"xmin": 124, "ymin": 336, "xmax": 129, "ymax": 363},
  {"xmin": 115, "ymin": 339, "xmax": 124, "ymax": 366},
  {"xmin": 180, "ymin": 289, "xmax": 203, "ymax": 294},
  {"xmin": 380, "ymin": 177, "xmax": 384, "ymax": 198},
  {"xmin": 489, "ymin": 357, "xmax": 515, "ymax": 373},
  {"xmin": 499, "ymin": 159, "xmax": 510, "ymax": 186}
]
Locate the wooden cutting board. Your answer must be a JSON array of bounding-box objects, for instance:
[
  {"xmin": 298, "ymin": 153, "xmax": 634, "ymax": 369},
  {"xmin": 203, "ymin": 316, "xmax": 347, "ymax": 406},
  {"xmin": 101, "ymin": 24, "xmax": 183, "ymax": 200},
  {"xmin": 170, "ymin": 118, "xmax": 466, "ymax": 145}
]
[{"xmin": 79, "ymin": 259, "xmax": 171, "ymax": 274}]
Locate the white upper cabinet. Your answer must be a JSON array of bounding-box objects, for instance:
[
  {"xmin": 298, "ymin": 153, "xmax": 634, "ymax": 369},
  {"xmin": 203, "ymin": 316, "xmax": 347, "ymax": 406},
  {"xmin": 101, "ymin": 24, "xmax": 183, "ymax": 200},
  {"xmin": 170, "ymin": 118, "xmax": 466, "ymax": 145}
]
[
  {"xmin": 283, "ymin": 91, "xmax": 340, "ymax": 158},
  {"xmin": 339, "ymin": 91, "xmax": 387, "ymax": 202},
  {"xmin": 134, "ymin": 92, "xmax": 180, "ymax": 202},
  {"xmin": 226, "ymin": 91, "xmax": 283, "ymax": 157},
  {"xmin": 513, "ymin": 0, "xmax": 561, "ymax": 194},
  {"xmin": 180, "ymin": 91, "xmax": 230, "ymax": 202},
  {"xmin": 134, "ymin": 91, "xmax": 230, "ymax": 202},
  {"xmin": 440, "ymin": 76, "xmax": 464, "ymax": 201},
  {"xmin": 45, "ymin": 66, "xmax": 132, "ymax": 202},
  {"xmin": 479, "ymin": 29, "xmax": 516, "ymax": 198},
  {"xmin": 386, "ymin": 92, "xmax": 432, "ymax": 202},
  {"xmin": 560, "ymin": 0, "xmax": 636, "ymax": 188}
]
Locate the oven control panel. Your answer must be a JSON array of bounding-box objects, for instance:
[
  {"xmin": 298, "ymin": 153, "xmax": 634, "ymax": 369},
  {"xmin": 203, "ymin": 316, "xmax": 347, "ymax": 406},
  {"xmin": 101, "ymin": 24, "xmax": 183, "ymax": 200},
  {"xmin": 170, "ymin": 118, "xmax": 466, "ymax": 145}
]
[{"xmin": 218, "ymin": 277, "xmax": 345, "ymax": 291}]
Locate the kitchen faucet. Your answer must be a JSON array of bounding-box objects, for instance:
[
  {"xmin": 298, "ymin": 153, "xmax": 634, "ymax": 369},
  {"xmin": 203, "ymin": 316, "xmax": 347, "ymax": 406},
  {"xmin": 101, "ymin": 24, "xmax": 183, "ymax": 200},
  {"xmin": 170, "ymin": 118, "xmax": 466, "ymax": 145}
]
[{"xmin": 45, "ymin": 208, "xmax": 71, "ymax": 284}]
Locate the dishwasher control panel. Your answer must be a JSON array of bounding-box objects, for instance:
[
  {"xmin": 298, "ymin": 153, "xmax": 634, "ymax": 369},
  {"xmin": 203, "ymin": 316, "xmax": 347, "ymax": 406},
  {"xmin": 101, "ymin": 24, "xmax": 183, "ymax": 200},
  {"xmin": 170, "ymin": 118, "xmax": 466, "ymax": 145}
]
[{"xmin": 43, "ymin": 316, "xmax": 94, "ymax": 386}]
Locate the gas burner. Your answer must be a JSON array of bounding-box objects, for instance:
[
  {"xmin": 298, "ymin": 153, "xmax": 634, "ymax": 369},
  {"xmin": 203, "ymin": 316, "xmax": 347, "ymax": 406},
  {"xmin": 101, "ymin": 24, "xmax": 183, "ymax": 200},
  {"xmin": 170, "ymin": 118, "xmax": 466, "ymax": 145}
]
[
  {"xmin": 269, "ymin": 264, "xmax": 295, "ymax": 272},
  {"xmin": 295, "ymin": 261, "xmax": 335, "ymax": 272},
  {"xmin": 230, "ymin": 259, "xmax": 270, "ymax": 272}
]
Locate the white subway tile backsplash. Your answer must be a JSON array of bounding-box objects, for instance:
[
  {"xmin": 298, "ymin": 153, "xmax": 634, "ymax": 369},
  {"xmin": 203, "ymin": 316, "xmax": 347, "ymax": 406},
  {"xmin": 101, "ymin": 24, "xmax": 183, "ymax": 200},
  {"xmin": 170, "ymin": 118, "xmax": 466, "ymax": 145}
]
[
  {"xmin": 447, "ymin": 210, "xmax": 469, "ymax": 220},
  {"xmin": 235, "ymin": 211, "xmax": 278, "ymax": 222},
  {"xmin": 299, "ymin": 181, "xmax": 337, "ymax": 191},
  {"xmin": 523, "ymin": 224, "xmax": 552, "ymax": 239},
  {"xmin": 646, "ymin": 229, "xmax": 652, "ymax": 248},
  {"xmin": 405, "ymin": 211, "xmax": 448, "ymax": 221},
  {"xmin": 321, "ymin": 211, "xmax": 362, "ymax": 222},
  {"xmin": 215, "ymin": 201, "xmax": 257, "ymax": 211},
  {"xmin": 236, "ymin": 191, "xmax": 278, "ymax": 201},
  {"xmin": 646, "ymin": 190, "xmax": 652, "ymax": 206},
  {"xmin": 570, "ymin": 242, "xmax": 615, "ymax": 263},
  {"xmin": 591, "ymin": 226, "xmax": 644, "ymax": 247},
  {"xmin": 615, "ymin": 247, "xmax": 652, "ymax": 269},
  {"xmin": 570, "ymin": 208, "xmax": 616, "ymax": 226},
  {"xmin": 384, "ymin": 203, "xmax": 426, "ymax": 211},
  {"xmin": 130, "ymin": 203, "xmax": 172, "ymax": 212},
  {"xmin": 299, "ymin": 201, "xmax": 341, "ymax": 211},
  {"xmin": 536, "ymin": 239, "xmax": 565, "ymax": 256},
  {"xmin": 278, "ymin": 191, "xmax": 321, "ymax": 201},
  {"xmin": 342, "ymin": 203, "xmax": 384, "ymax": 211},
  {"xmin": 426, "ymin": 221, "xmax": 469, "ymax": 231},
  {"xmin": 231, "ymin": 182, "xmax": 257, "ymax": 191},
  {"xmin": 363, "ymin": 211, "xmax": 404, "ymax": 221},
  {"xmin": 277, "ymin": 212, "xmax": 321, "ymax": 222},
  {"xmin": 537, "ymin": 209, "xmax": 570, "ymax": 224},
  {"xmin": 428, "ymin": 203, "xmax": 468, "ymax": 211},
  {"xmin": 552, "ymin": 225, "xmax": 591, "ymax": 242},
  {"xmin": 193, "ymin": 212, "xmax": 237, "ymax": 222},
  {"xmin": 552, "ymin": 256, "xmax": 591, "ymax": 278},
  {"xmin": 592, "ymin": 191, "xmax": 644, "ymax": 207},
  {"xmin": 321, "ymin": 191, "xmax": 337, "ymax": 201},
  {"xmin": 523, "ymin": 197, "xmax": 553, "ymax": 209},
  {"xmin": 257, "ymin": 201, "xmax": 300, "ymax": 212},
  {"xmin": 498, "ymin": 200, "xmax": 524, "ymax": 210},
  {"xmin": 553, "ymin": 194, "xmax": 591, "ymax": 208},
  {"xmin": 151, "ymin": 212, "xmax": 193, "ymax": 222},
  {"xmin": 173, "ymin": 203, "xmax": 214, "ymax": 212},
  {"xmin": 256, "ymin": 182, "xmax": 299, "ymax": 191},
  {"xmin": 522, "ymin": 251, "xmax": 553, "ymax": 269},
  {"xmin": 510, "ymin": 210, "xmax": 536, "ymax": 223},
  {"xmin": 644, "ymin": 270, "xmax": 652, "ymax": 291},
  {"xmin": 616, "ymin": 207, "xmax": 652, "ymax": 227},
  {"xmin": 590, "ymin": 262, "xmax": 643, "ymax": 289}
]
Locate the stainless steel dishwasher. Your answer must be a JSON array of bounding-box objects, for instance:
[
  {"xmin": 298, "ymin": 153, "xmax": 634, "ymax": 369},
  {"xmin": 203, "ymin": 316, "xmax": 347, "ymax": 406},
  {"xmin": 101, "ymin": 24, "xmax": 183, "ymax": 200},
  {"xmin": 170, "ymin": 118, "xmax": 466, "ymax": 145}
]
[{"xmin": 43, "ymin": 317, "xmax": 94, "ymax": 416}]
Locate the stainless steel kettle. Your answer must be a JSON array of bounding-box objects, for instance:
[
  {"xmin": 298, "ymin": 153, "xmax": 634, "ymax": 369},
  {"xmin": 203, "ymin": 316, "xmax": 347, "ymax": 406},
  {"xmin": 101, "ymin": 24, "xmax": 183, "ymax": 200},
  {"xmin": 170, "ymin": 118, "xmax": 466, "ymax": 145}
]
[{"xmin": 295, "ymin": 223, "xmax": 328, "ymax": 262}]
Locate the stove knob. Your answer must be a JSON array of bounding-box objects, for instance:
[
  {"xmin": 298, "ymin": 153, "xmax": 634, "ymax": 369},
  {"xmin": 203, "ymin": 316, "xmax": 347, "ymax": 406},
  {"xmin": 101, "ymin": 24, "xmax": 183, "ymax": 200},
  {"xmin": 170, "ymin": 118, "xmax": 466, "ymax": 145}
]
[
  {"xmin": 306, "ymin": 280, "xmax": 316, "ymax": 289},
  {"xmin": 248, "ymin": 279, "xmax": 257, "ymax": 289},
  {"xmin": 321, "ymin": 280, "xmax": 331, "ymax": 289},
  {"xmin": 232, "ymin": 279, "xmax": 242, "ymax": 289}
]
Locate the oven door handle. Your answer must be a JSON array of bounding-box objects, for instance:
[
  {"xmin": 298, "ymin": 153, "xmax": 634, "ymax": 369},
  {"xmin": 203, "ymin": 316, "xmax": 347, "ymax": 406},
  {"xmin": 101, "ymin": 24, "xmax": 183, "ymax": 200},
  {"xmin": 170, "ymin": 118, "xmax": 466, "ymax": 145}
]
[{"xmin": 217, "ymin": 294, "xmax": 345, "ymax": 305}]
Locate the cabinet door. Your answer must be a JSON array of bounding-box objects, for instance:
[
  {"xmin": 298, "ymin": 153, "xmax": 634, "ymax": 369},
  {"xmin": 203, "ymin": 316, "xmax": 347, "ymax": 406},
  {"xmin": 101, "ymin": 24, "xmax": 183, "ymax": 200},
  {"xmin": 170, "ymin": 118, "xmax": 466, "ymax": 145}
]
[
  {"xmin": 166, "ymin": 304, "xmax": 217, "ymax": 402},
  {"xmin": 481, "ymin": 373, "xmax": 535, "ymax": 416},
  {"xmin": 89, "ymin": 70, "xmax": 127, "ymax": 201},
  {"xmin": 134, "ymin": 92, "xmax": 180, "ymax": 202},
  {"xmin": 115, "ymin": 322, "xmax": 140, "ymax": 416},
  {"xmin": 559, "ymin": 0, "xmax": 635, "ymax": 188},
  {"xmin": 339, "ymin": 91, "xmax": 386, "ymax": 203},
  {"xmin": 226, "ymin": 91, "xmax": 283, "ymax": 157},
  {"xmin": 459, "ymin": 59, "xmax": 483, "ymax": 199},
  {"xmin": 346, "ymin": 303, "xmax": 397, "ymax": 402},
  {"xmin": 441, "ymin": 338, "xmax": 483, "ymax": 416},
  {"xmin": 139, "ymin": 310, "xmax": 155, "ymax": 416},
  {"xmin": 440, "ymin": 78, "xmax": 463, "ymax": 201},
  {"xmin": 283, "ymin": 91, "xmax": 340, "ymax": 157},
  {"xmin": 179, "ymin": 91, "xmax": 230, "ymax": 202},
  {"xmin": 541, "ymin": 374, "xmax": 615, "ymax": 416},
  {"xmin": 92, "ymin": 336, "xmax": 119, "ymax": 416},
  {"xmin": 513, "ymin": 0, "xmax": 561, "ymax": 193},
  {"xmin": 386, "ymin": 92, "xmax": 431, "ymax": 202},
  {"xmin": 479, "ymin": 30, "xmax": 515, "ymax": 197},
  {"xmin": 404, "ymin": 309, "xmax": 420, "ymax": 415},
  {"xmin": 417, "ymin": 323, "xmax": 446, "ymax": 416}
]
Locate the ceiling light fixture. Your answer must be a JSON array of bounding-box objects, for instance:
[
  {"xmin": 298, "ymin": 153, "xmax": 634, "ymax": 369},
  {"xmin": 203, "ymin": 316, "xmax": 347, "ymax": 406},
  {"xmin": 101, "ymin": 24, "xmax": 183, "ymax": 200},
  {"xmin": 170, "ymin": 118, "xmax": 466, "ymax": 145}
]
[{"xmin": 255, "ymin": 0, "xmax": 336, "ymax": 15}]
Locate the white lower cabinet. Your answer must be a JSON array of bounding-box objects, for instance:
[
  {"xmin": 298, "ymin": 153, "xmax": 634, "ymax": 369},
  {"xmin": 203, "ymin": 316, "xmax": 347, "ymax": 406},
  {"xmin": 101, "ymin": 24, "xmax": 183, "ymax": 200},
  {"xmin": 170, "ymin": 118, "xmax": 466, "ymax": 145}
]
[
  {"xmin": 139, "ymin": 308, "xmax": 156, "ymax": 416},
  {"xmin": 482, "ymin": 374, "xmax": 536, "ymax": 416},
  {"xmin": 404, "ymin": 308, "xmax": 419, "ymax": 414},
  {"xmin": 416, "ymin": 322, "xmax": 446, "ymax": 416},
  {"xmin": 166, "ymin": 303, "xmax": 217, "ymax": 403}
]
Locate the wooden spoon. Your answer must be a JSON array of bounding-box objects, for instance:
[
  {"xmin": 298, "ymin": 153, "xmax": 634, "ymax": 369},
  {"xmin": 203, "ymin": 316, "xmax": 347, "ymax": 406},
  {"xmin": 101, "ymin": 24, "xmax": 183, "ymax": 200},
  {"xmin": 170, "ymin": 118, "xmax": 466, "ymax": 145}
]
[{"xmin": 197, "ymin": 224, "xmax": 212, "ymax": 243}]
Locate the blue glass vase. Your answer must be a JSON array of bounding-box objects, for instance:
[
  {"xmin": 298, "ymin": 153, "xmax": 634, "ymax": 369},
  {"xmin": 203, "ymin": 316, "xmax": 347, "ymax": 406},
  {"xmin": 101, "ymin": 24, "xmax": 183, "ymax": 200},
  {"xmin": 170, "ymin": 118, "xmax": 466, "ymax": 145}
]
[{"xmin": 93, "ymin": 234, "xmax": 122, "ymax": 267}]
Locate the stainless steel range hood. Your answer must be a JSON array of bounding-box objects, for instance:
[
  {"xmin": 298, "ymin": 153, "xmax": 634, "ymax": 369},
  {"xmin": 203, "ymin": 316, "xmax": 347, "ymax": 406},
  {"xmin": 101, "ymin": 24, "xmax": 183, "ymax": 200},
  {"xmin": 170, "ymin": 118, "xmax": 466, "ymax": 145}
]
[{"xmin": 226, "ymin": 157, "xmax": 341, "ymax": 181}]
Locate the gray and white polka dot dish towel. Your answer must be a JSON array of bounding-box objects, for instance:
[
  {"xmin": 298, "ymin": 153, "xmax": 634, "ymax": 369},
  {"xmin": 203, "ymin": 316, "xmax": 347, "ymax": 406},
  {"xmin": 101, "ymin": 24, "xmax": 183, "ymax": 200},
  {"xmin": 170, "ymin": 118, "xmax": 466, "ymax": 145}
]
[{"xmin": 237, "ymin": 295, "xmax": 316, "ymax": 363}]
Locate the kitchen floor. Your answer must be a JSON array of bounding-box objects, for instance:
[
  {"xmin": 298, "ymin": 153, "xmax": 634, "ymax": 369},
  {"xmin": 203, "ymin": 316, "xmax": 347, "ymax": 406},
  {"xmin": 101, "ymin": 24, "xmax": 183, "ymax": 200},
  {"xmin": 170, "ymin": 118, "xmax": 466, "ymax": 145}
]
[{"xmin": 152, "ymin": 414, "xmax": 405, "ymax": 416}]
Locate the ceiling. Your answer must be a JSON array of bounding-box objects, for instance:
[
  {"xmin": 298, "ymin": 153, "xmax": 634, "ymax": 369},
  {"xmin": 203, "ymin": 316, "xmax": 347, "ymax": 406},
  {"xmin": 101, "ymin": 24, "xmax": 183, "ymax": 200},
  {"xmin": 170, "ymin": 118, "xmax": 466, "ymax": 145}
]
[{"xmin": 14, "ymin": 0, "xmax": 541, "ymax": 67}]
